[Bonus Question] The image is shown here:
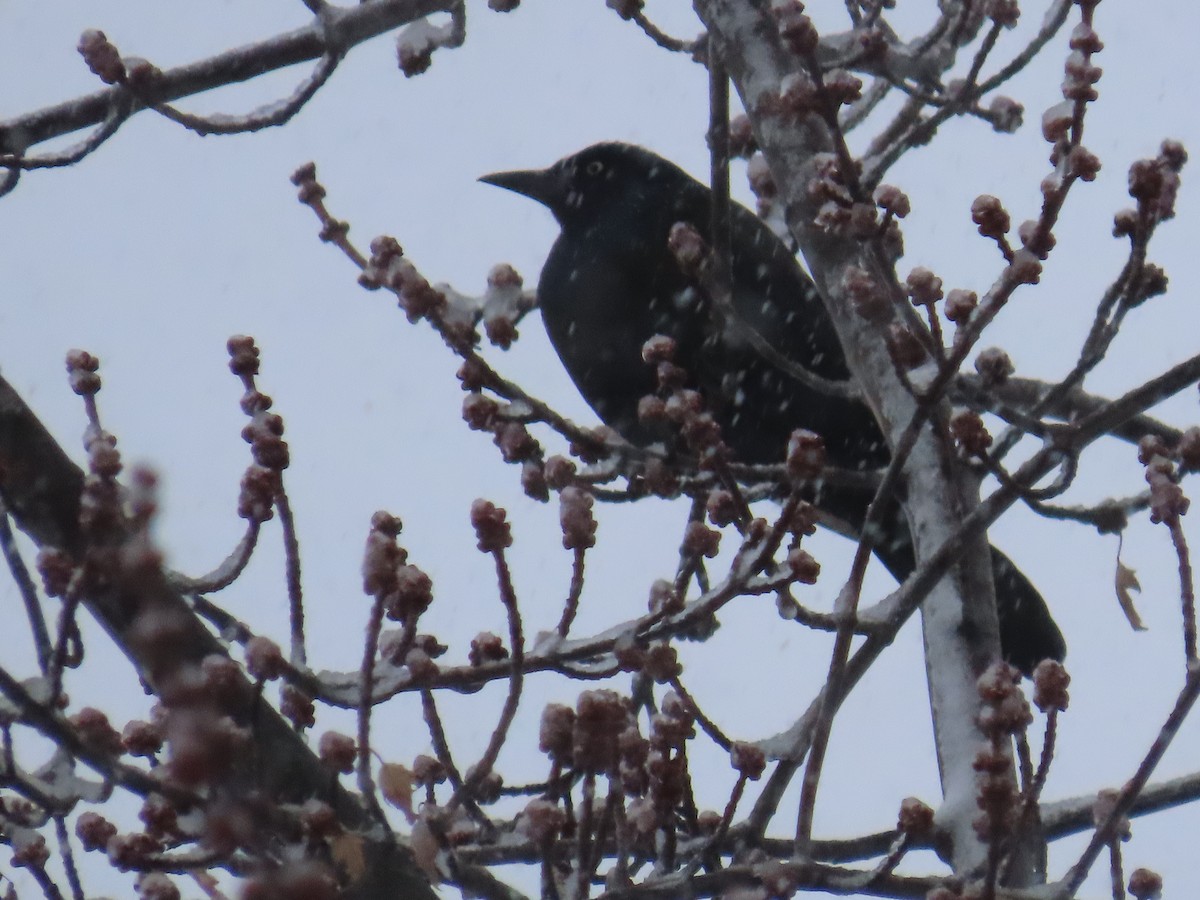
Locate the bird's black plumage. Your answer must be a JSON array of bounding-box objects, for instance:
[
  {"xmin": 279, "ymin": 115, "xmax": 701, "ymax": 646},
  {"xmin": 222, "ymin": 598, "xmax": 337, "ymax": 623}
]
[{"xmin": 482, "ymin": 142, "xmax": 1064, "ymax": 674}]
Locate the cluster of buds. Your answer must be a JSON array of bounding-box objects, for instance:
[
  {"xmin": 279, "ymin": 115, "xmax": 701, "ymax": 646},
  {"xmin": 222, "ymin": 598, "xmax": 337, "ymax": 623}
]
[
  {"xmin": 785, "ymin": 428, "xmax": 826, "ymax": 480},
  {"xmin": 647, "ymin": 578, "xmax": 685, "ymax": 618},
  {"xmin": 318, "ymin": 730, "xmax": 357, "ymax": 775},
  {"xmin": 950, "ymin": 409, "xmax": 993, "ymax": 458},
  {"xmin": 969, "ymin": 190, "xmax": 1040, "ymax": 282},
  {"xmin": 980, "ymin": 94, "xmax": 1024, "ymax": 135},
  {"xmin": 1035, "ymin": 6, "xmax": 1106, "ymax": 206},
  {"xmin": 280, "ymin": 683, "xmax": 316, "ymax": 730},
  {"xmin": 1062, "ymin": 17, "xmax": 1103, "ymax": 105},
  {"xmin": 971, "ymin": 195, "xmax": 1011, "ymax": 246},
  {"xmin": 887, "ymin": 323, "xmax": 928, "ymax": 372},
  {"xmin": 397, "ymin": 18, "xmax": 452, "ymax": 78},
  {"xmin": 974, "ymin": 347, "xmax": 1014, "ymax": 387},
  {"xmin": 841, "ymin": 266, "xmax": 890, "ymax": 322},
  {"xmin": 613, "ymin": 633, "xmax": 685, "ymax": 687},
  {"xmin": 628, "ymin": 691, "xmax": 695, "ymax": 835},
  {"xmin": 1031, "ymin": 659, "xmax": 1070, "ymax": 714},
  {"xmin": 77, "ymin": 30, "xmax": 125, "ymax": 85},
  {"xmin": 972, "ymin": 662, "xmax": 1033, "ymax": 843},
  {"xmin": 459, "ymin": 378, "xmax": 547, "ymax": 499},
  {"xmin": 381, "ymin": 632, "xmax": 446, "ymax": 680},
  {"xmin": 289, "ymin": 163, "xmax": 355, "ymax": 251},
  {"xmin": 559, "ymin": 485, "xmax": 597, "ymax": 551},
  {"xmin": 361, "ymin": 511, "xmax": 435, "ymax": 630},
  {"xmin": 730, "ymin": 740, "xmax": 766, "ymax": 781},
  {"xmin": 367, "ymin": 237, "xmax": 448, "ymax": 325},
  {"xmin": 538, "ymin": 691, "xmax": 642, "ymax": 783},
  {"xmin": 773, "ymin": 1, "xmax": 818, "ymax": 57},
  {"xmin": 1128, "ymin": 867, "xmax": 1164, "ymax": 900},
  {"xmin": 896, "ymin": 796, "xmax": 935, "ymax": 840},
  {"xmin": 808, "ymin": 154, "xmax": 855, "ymax": 231},
  {"xmin": 470, "ymin": 498, "xmax": 513, "ymax": 553},
  {"xmin": 944, "ymin": 289, "xmax": 978, "ymax": 326},
  {"xmin": 899, "ymin": 266, "xmax": 942, "ymax": 360},
  {"xmin": 805, "ymin": 153, "xmax": 904, "ymax": 253},
  {"xmin": 480, "ymin": 263, "xmax": 530, "ymax": 349},
  {"xmin": 666, "ymin": 222, "xmax": 708, "ymax": 275},
  {"xmin": 970, "ymin": 194, "xmax": 1043, "ymax": 284},
  {"xmin": 531, "ymin": 689, "xmax": 693, "ymax": 862},
  {"xmin": 76, "ymin": 29, "xmax": 162, "ymax": 91},
  {"xmin": 411, "ymin": 753, "xmax": 449, "ymax": 807},
  {"xmin": 517, "ymin": 796, "xmax": 568, "ymax": 846},
  {"xmin": 906, "ymin": 267, "xmax": 942, "ymax": 312},
  {"xmin": 746, "ymin": 154, "xmax": 778, "ymax": 222},
  {"xmin": 728, "ymin": 115, "xmax": 758, "ymax": 159},
  {"xmin": 1114, "ymin": 141, "xmax": 1188, "ymax": 250},
  {"xmin": 777, "ymin": 500, "xmax": 821, "ymax": 599},
  {"xmin": 459, "ymin": 357, "xmax": 566, "ymax": 505},
  {"xmin": 468, "ymin": 631, "xmax": 508, "ymax": 667},
  {"xmin": 1038, "ymin": 13, "xmax": 1103, "ymax": 155},
  {"xmin": 1138, "ymin": 435, "xmax": 1192, "ymax": 525},
  {"xmin": 635, "ymin": 334, "xmax": 730, "ymax": 468},
  {"xmin": 605, "ymin": 0, "xmax": 643, "ymax": 20},
  {"xmin": 159, "ymin": 657, "xmax": 254, "ymax": 787},
  {"xmin": 227, "ymin": 337, "xmax": 287, "ymax": 524},
  {"xmin": 533, "ymin": 688, "xmax": 706, "ymax": 851},
  {"xmin": 67, "ymin": 348, "xmax": 102, "ymax": 397},
  {"xmin": 987, "ymin": 0, "xmax": 1020, "ymax": 27},
  {"xmin": 63, "ymin": 350, "xmax": 130, "ymax": 543}
]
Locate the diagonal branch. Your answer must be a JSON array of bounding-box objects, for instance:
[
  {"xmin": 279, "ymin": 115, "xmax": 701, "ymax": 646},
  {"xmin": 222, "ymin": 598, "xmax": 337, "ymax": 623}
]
[
  {"xmin": 0, "ymin": 0, "xmax": 454, "ymax": 163},
  {"xmin": 0, "ymin": 373, "xmax": 437, "ymax": 900}
]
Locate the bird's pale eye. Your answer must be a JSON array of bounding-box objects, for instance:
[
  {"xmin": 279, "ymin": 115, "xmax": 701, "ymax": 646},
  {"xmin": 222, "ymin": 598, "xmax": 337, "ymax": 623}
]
[{"xmin": 585, "ymin": 160, "xmax": 604, "ymax": 176}]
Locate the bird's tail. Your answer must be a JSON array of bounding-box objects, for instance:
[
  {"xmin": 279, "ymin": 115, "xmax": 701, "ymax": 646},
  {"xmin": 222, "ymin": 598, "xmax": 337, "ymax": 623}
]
[{"xmin": 812, "ymin": 483, "xmax": 1065, "ymax": 676}]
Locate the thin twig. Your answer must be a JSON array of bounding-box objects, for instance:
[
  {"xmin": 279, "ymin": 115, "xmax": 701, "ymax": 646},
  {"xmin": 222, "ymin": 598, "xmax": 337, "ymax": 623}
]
[
  {"xmin": 276, "ymin": 488, "xmax": 307, "ymax": 667},
  {"xmin": 628, "ymin": 11, "xmax": 699, "ymax": 55},
  {"xmin": 668, "ymin": 676, "xmax": 731, "ymax": 752},
  {"xmin": 0, "ymin": 0, "xmax": 456, "ymax": 161},
  {"xmin": 1055, "ymin": 662, "xmax": 1200, "ymax": 898},
  {"xmin": 863, "ymin": 0, "xmax": 1074, "ymax": 183},
  {"xmin": 144, "ymin": 54, "xmax": 339, "ymax": 136},
  {"xmin": 53, "ymin": 815, "xmax": 85, "ymax": 900},
  {"xmin": 448, "ymin": 545, "xmax": 525, "ymax": 814},
  {"xmin": 357, "ymin": 595, "xmax": 393, "ymax": 833},
  {"xmin": 1167, "ymin": 518, "xmax": 1197, "ymax": 663},
  {"xmin": 556, "ymin": 547, "xmax": 586, "ymax": 639},
  {"xmin": 167, "ymin": 522, "xmax": 261, "ymax": 594},
  {"xmin": 0, "ymin": 501, "xmax": 53, "ymax": 672}
]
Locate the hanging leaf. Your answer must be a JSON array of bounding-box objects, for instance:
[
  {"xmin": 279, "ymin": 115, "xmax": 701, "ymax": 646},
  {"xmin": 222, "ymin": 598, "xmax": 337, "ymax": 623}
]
[
  {"xmin": 380, "ymin": 762, "xmax": 417, "ymax": 823},
  {"xmin": 329, "ymin": 833, "xmax": 367, "ymax": 883},
  {"xmin": 1115, "ymin": 560, "xmax": 1147, "ymax": 631}
]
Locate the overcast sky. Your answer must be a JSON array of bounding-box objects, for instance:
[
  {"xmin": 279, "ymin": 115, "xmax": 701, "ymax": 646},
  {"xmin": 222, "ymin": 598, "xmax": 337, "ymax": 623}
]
[{"xmin": 3, "ymin": 2, "xmax": 1200, "ymax": 897}]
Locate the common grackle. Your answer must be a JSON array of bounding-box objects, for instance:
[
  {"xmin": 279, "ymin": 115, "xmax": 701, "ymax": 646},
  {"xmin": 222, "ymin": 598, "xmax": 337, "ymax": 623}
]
[{"xmin": 482, "ymin": 142, "xmax": 1065, "ymax": 674}]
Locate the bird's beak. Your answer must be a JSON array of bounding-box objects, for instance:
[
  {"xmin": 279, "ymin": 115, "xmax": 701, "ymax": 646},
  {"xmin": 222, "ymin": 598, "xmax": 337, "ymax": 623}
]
[{"xmin": 478, "ymin": 166, "xmax": 564, "ymax": 209}]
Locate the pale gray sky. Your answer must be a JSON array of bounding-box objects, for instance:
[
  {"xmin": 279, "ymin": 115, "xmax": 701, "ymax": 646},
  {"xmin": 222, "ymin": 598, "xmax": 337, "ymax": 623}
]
[{"xmin": 2, "ymin": 2, "xmax": 1199, "ymax": 897}]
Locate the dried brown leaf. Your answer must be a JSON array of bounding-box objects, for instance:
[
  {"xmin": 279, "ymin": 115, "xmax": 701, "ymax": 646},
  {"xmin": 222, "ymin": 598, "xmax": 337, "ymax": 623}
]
[
  {"xmin": 410, "ymin": 817, "xmax": 441, "ymax": 883},
  {"xmin": 380, "ymin": 762, "xmax": 417, "ymax": 823},
  {"xmin": 329, "ymin": 832, "xmax": 367, "ymax": 883},
  {"xmin": 1116, "ymin": 561, "xmax": 1147, "ymax": 631}
]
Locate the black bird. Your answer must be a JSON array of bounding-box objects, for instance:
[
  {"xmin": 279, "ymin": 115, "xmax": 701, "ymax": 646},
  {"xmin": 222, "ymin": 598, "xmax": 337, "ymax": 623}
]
[{"xmin": 481, "ymin": 142, "xmax": 1065, "ymax": 674}]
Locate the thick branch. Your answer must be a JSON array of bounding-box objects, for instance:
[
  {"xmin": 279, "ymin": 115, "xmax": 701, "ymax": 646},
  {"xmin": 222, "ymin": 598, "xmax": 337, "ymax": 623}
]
[
  {"xmin": 0, "ymin": 374, "xmax": 436, "ymax": 900},
  {"xmin": 0, "ymin": 0, "xmax": 453, "ymax": 159},
  {"xmin": 695, "ymin": 0, "xmax": 1002, "ymax": 873}
]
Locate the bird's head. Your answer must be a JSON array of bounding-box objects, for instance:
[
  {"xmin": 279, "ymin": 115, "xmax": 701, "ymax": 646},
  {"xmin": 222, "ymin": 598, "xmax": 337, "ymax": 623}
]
[{"xmin": 480, "ymin": 142, "xmax": 688, "ymax": 232}]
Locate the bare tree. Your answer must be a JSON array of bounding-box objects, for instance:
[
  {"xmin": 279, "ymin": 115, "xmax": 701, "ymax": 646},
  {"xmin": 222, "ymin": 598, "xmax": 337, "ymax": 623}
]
[{"xmin": 0, "ymin": 1, "xmax": 1196, "ymax": 898}]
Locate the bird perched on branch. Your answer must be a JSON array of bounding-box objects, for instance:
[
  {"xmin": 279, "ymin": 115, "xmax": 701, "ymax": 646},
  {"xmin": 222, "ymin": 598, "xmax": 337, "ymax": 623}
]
[{"xmin": 481, "ymin": 141, "xmax": 1064, "ymax": 674}]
